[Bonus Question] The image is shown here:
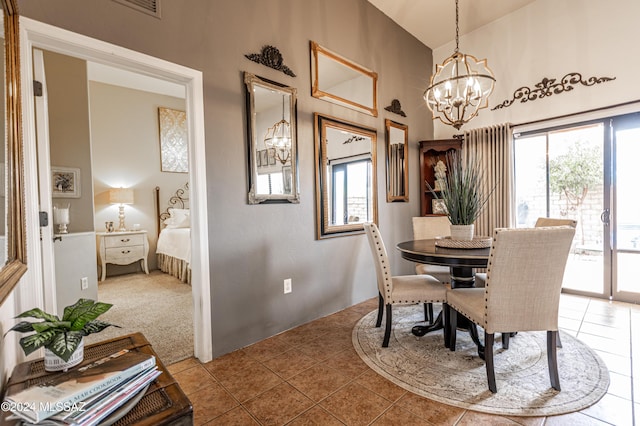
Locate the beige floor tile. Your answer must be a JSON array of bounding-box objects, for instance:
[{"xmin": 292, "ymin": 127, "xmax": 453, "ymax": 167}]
[
  {"xmin": 544, "ymin": 411, "xmax": 612, "ymax": 425},
  {"xmin": 592, "ymin": 350, "xmax": 631, "ymax": 376},
  {"xmin": 455, "ymin": 410, "xmax": 522, "ymax": 425},
  {"xmin": 606, "ymin": 371, "xmax": 632, "ymax": 400},
  {"xmin": 579, "ymin": 393, "xmax": 634, "ymax": 426}
]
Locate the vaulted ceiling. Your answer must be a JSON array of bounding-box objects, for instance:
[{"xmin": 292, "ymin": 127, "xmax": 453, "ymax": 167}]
[{"xmin": 367, "ymin": 0, "xmax": 536, "ymax": 50}]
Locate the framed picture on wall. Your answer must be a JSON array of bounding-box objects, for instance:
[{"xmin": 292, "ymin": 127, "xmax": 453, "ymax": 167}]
[
  {"xmin": 158, "ymin": 107, "xmax": 188, "ymax": 173},
  {"xmin": 260, "ymin": 150, "xmax": 268, "ymax": 167},
  {"xmin": 52, "ymin": 166, "xmax": 81, "ymax": 198}
]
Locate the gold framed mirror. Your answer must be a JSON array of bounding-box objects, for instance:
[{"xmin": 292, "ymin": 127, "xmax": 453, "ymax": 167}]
[
  {"xmin": 0, "ymin": 0, "xmax": 27, "ymax": 306},
  {"xmin": 385, "ymin": 119, "xmax": 409, "ymax": 202},
  {"xmin": 310, "ymin": 41, "xmax": 378, "ymax": 117},
  {"xmin": 244, "ymin": 72, "xmax": 299, "ymax": 204},
  {"xmin": 314, "ymin": 113, "xmax": 377, "ymax": 239}
]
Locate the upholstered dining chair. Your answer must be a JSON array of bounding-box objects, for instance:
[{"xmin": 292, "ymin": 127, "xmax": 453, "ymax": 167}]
[
  {"xmin": 363, "ymin": 222, "xmax": 447, "ymax": 347},
  {"xmin": 412, "ymin": 216, "xmax": 451, "ymax": 322},
  {"xmin": 475, "ymin": 217, "xmax": 577, "ymax": 289},
  {"xmin": 446, "ymin": 226, "xmax": 576, "ymax": 393}
]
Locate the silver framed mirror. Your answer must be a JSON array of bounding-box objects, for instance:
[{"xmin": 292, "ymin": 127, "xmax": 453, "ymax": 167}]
[
  {"xmin": 385, "ymin": 119, "xmax": 409, "ymax": 202},
  {"xmin": 244, "ymin": 72, "xmax": 299, "ymax": 204},
  {"xmin": 0, "ymin": 0, "xmax": 28, "ymax": 306},
  {"xmin": 314, "ymin": 113, "xmax": 377, "ymax": 239},
  {"xmin": 310, "ymin": 41, "xmax": 378, "ymax": 117}
]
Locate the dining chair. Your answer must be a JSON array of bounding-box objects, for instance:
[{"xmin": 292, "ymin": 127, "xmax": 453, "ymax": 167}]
[
  {"xmin": 446, "ymin": 226, "xmax": 576, "ymax": 393},
  {"xmin": 475, "ymin": 217, "xmax": 577, "ymax": 289},
  {"xmin": 412, "ymin": 216, "xmax": 451, "ymax": 323},
  {"xmin": 363, "ymin": 222, "xmax": 447, "ymax": 347}
]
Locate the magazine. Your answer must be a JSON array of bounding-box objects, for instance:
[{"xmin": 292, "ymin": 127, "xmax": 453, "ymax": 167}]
[{"xmin": 5, "ymin": 349, "xmax": 156, "ymax": 423}]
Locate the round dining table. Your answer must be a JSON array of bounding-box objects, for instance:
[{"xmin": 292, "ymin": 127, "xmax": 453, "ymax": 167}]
[{"xmin": 396, "ymin": 238, "xmax": 491, "ymax": 358}]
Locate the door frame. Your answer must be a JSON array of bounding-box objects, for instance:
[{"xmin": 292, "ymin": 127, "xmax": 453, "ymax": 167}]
[{"xmin": 19, "ymin": 17, "xmax": 213, "ymax": 362}]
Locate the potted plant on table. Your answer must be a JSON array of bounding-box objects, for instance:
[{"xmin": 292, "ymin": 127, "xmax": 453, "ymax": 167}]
[
  {"xmin": 8, "ymin": 298, "xmax": 118, "ymax": 371},
  {"xmin": 426, "ymin": 151, "xmax": 492, "ymax": 241}
]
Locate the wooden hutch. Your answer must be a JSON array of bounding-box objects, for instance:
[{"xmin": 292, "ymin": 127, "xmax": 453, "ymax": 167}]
[{"xmin": 418, "ymin": 139, "xmax": 462, "ymax": 216}]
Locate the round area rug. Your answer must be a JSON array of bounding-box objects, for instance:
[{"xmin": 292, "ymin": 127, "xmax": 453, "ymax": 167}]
[{"xmin": 352, "ymin": 305, "xmax": 609, "ymax": 416}]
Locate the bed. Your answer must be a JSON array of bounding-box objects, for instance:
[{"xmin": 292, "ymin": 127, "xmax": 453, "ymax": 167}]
[{"xmin": 155, "ymin": 183, "xmax": 191, "ymax": 284}]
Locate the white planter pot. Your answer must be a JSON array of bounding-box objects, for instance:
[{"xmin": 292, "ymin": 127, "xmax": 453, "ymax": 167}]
[
  {"xmin": 44, "ymin": 338, "xmax": 84, "ymax": 372},
  {"xmin": 450, "ymin": 224, "xmax": 474, "ymax": 241}
]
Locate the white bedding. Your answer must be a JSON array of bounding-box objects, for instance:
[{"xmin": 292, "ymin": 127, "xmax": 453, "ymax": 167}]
[{"xmin": 156, "ymin": 227, "xmax": 191, "ymax": 264}]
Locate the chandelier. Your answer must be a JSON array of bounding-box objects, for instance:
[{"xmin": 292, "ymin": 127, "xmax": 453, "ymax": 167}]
[
  {"xmin": 264, "ymin": 95, "xmax": 291, "ymax": 165},
  {"xmin": 424, "ymin": 0, "xmax": 496, "ymax": 130}
]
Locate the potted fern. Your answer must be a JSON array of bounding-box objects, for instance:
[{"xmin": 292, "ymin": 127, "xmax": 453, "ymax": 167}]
[
  {"xmin": 8, "ymin": 298, "xmax": 118, "ymax": 371},
  {"xmin": 426, "ymin": 151, "xmax": 492, "ymax": 240}
]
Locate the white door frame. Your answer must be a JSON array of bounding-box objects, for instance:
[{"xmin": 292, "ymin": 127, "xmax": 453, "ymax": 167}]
[{"xmin": 19, "ymin": 17, "xmax": 213, "ymax": 362}]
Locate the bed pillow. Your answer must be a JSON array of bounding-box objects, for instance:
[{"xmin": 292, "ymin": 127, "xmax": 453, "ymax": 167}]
[{"xmin": 165, "ymin": 208, "xmax": 190, "ymax": 228}]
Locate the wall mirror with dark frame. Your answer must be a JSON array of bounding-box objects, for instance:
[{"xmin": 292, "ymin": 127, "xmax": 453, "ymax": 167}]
[
  {"xmin": 0, "ymin": 0, "xmax": 28, "ymax": 306},
  {"xmin": 314, "ymin": 113, "xmax": 377, "ymax": 239},
  {"xmin": 310, "ymin": 41, "xmax": 378, "ymax": 117},
  {"xmin": 244, "ymin": 72, "xmax": 299, "ymax": 204},
  {"xmin": 385, "ymin": 119, "xmax": 409, "ymax": 202}
]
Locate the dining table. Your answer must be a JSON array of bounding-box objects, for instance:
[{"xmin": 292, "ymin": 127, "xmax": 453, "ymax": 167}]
[{"xmin": 396, "ymin": 238, "xmax": 491, "ymax": 358}]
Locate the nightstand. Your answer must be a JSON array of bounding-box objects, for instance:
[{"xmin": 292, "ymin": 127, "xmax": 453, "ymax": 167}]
[{"xmin": 97, "ymin": 230, "xmax": 149, "ymax": 281}]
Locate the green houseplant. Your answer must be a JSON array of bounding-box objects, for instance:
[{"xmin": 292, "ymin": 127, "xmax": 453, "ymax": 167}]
[
  {"xmin": 9, "ymin": 299, "xmax": 118, "ymax": 369},
  {"xmin": 427, "ymin": 151, "xmax": 492, "ymax": 239}
]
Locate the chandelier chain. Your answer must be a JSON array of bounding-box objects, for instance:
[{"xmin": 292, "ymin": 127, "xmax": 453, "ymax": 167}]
[{"xmin": 454, "ymin": 0, "xmax": 459, "ymax": 53}]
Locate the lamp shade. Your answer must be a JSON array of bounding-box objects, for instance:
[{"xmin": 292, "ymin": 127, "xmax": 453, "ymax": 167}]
[{"xmin": 108, "ymin": 188, "xmax": 134, "ymax": 204}]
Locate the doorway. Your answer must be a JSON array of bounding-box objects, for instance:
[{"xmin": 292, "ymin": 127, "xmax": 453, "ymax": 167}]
[
  {"xmin": 514, "ymin": 113, "xmax": 640, "ymax": 303},
  {"xmin": 21, "ymin": 18, "xmax": 212, "ymax": 361}
]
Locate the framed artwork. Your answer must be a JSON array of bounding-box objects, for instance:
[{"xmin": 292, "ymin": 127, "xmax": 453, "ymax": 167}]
[
  {"xmin": 256, "ymin": 149, "xmax": 262, "ymax": 167},
  {"xmin": 268, "ymin": 149, "xmax": 276, "ymax": 165},
  {"xmin": 52, "ymin": 166, "xmax": 81, "ymax": 198},
  {"xmin": 260, "ymin": 150, "xmax": 268, "ymax": 167},
  {"xmin": 158, "ymin": 107, "xmax": 188, "ymax": 173},
  {"xmin": 432, "ymin": 199, "xmax": 448, "ymax": 215},
  {"xmin": 282, "ymin": 165, "xmax": 292, "ymax": 193}
]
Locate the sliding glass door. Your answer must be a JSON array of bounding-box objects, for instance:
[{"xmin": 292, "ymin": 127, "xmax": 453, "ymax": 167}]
[{"xmin": 514, "ymin": 112, "xmax": 640, "ymax": 303}]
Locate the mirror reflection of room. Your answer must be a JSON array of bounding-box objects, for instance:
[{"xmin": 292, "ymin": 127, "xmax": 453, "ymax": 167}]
[{"xmin": 0, "ymin": 37, "xmax": 5, "ymax": 267}]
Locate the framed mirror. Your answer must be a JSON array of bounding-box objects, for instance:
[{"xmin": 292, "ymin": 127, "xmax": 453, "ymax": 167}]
[
  {"xmin": 310, "ymin": 41, "xmax": 378, "ymax": 117},
  {"xmin": 244, "ymin": 72, "xmax": 299, "ymax": 204},
  {"xmin": 314, "ymin": 113, "xmax": 377, "ymax": 239},
  {"xmin": 0, "ymin": 0, "xmax": 28, "ymax": 306},
  {"xmin": 385, "ymin": 119, "xmax": 409, "ymax": 202}
]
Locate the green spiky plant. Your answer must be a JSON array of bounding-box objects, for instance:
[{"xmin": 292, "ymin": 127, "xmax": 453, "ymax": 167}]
[
  {"xmin": 8, "ymin": 299, "xmax": 118, "ymax": 362},
  {"xmin": 426, "ymin": 151, "xmax": 493, "ymax": 225}
]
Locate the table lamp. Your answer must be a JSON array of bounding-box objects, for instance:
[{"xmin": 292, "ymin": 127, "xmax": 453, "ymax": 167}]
[{"xmin": 108, "ymin": 187, "xmax": 134, "ymax": 232}]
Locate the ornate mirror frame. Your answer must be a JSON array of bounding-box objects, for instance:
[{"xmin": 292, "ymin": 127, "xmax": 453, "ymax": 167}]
[
  {"xmin": 310, "ymin": 41, "xmax": 378, "ymax": 117},
  {"xmin": 244, "ymin": 72, "xmax": 299, "ymax": 204},
  {"xmin": 314, "ymin": 113, "xmax": 378, "ymax": 239},
  {"xmin": 385, "ymin": 119, "xmax": 409, "ymax": 202},
  {"xmin": 0, "ymin": 0, "xmax": 27, "ymax": 306}
]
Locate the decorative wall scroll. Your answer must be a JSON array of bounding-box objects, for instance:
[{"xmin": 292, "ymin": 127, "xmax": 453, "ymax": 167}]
[
  {"xmin": 492, "ymin": 72, "xmax": 616, "ymax": 110},
  {"xmin": 245, "ymin": 45, "xmax": 296, "ymax": 77},
  {"xmin": 158, "ymin": 107, "xmax": 188, "ymax": 173},
  {"xmin": 384, "ymin": 99, "xmax": 406, "ymax": 117}
]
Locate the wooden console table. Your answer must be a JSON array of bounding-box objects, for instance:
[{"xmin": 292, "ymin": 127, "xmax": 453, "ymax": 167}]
[{"xmin": 1, "ymin": 333, "xmax": 192, "ymax": 425}]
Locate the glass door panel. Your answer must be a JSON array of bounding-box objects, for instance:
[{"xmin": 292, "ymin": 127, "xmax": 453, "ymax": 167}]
[{"xmin": 612, "ymin": 123, "xmax": 640, "ymax": 302}]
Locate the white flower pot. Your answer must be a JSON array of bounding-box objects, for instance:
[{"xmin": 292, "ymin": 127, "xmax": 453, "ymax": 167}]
[
  {"xmin": 450, "ymin": 224, "xmax": 474, "ymax": 241},
  {"xmin": 44, "ymin": 338, "xmax": 84, "ymax": 372}
]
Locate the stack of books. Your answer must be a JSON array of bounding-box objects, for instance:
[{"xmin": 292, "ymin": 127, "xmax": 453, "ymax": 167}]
[{"xmin": 4, "ymin": 349, "xmax": 160, "ymax": 425}]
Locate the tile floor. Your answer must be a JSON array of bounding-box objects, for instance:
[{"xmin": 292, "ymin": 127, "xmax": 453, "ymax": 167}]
[{"xmin": 168, "ymin": 294, "xmax": 639, "ymax": 425}]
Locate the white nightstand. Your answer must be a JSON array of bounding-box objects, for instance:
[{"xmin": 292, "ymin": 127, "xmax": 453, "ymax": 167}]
[{"xmin": 97, "ymin": 230, "xmax": 149, "ymax": 281}]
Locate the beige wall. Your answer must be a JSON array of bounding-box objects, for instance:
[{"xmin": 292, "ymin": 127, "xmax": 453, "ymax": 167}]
[
  {"xmin": 89, "ymin": 81, "xmax": 186, "ymax": 274},
  {"xmin": 44, "ymin": 50, "xmax": 95, "ymax": 232},
  {"xmin": 432, "ymin": 0, "xmax": 640, "ymax": 138}
]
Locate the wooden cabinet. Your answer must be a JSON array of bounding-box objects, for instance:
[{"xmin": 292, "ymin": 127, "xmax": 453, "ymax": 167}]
[
  {"xmin": 97, "ymin": 230, "xmax": 149, "ymax": 281},
  {"xmin": 418, "ymin": 139, "xmax": 462, "ymax": 216}
]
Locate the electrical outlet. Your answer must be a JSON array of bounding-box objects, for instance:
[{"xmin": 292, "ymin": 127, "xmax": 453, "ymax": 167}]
[
  {"xmin": 81, "ymin": 277, "xmax": 89, "ymax": 290},
  {"xmin": 284, "ymin": 278, "xmax": 292, "ymax": 294}
]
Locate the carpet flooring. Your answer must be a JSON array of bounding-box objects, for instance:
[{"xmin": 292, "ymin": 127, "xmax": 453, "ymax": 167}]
[
  {"xmin": 85, "ymin": 270, "xmax": 194, "ymax": 366},
  {"xmin": 353, "ymin": 304, "xmax": 610, "ymax": 417}
]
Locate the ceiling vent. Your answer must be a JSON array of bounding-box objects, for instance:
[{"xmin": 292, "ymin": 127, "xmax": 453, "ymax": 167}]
[{"xmin": 113, "ymin": 0, "xmax": 161, "ymax": 18}]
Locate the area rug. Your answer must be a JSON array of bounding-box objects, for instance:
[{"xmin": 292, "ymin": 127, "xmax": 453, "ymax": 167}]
[{"xmin": 352, "ymin": 305, "xmax": 609, "ymax": 416}]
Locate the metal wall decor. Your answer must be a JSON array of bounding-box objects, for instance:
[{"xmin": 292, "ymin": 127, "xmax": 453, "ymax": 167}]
[
  {"xmin": 245, "ymin": 45, "xmax": 296, "ymax": 77},
  {"xmin": 384, "ymin": 99, "xmax": 406, "ymax": 117},
  {"xmin": 492, "ymin": 72, "xmax": 616, "ymax": 110}
]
